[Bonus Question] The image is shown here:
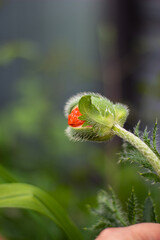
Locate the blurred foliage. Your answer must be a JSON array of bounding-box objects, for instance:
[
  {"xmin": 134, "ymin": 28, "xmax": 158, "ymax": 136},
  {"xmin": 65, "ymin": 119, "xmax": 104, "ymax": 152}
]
[{"xmin": 0, "ymin": 41, "xmax": 39, "ymax": 66}]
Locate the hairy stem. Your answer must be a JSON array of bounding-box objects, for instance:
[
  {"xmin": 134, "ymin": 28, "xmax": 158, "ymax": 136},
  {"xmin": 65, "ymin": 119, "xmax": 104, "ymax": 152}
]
[{"xmin": 112, "ymin": 124, "xmax": 160, "ymax": 177}]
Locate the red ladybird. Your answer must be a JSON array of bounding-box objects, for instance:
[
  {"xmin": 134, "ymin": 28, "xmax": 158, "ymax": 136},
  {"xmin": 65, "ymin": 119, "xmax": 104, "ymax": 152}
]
[{"xmin": 68, "ymin": 107, "xmax": 85, "ymax": 127}]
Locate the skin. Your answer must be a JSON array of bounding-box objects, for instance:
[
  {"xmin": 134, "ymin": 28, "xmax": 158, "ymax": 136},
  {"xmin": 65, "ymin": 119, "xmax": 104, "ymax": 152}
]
[{"xmin": 96, "ymin": 223, "xmax": 160, "ymax": 240}]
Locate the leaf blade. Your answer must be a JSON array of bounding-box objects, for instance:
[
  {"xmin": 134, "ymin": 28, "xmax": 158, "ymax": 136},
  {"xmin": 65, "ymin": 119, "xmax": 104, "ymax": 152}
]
[
  {"xmin": 127, "ymin": 188, "xmax": 141, "ymax": 225},
  {"xmin": 0, "ymin": 183, "xmax": 83, "ymax": 240},
  {"xmin": 143, "ymin": 195, "xmax": 157, "ymax": 223},
  {"xmin": 140, "ymin": 172, "xmax": 160, "ymax": 183}
]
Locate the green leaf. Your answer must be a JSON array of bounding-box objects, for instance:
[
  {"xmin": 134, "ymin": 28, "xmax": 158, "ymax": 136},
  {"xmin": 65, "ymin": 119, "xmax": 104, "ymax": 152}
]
[
  {"xmin": 143, "ymin": 195, "xmax": 157, "ymax": 223},
  {"xmin": 0, "ymin": 166, "xmax": 58, "ymax": 239},
  {"xmin": 120, "ymin": 121, "xmax": 160, "ymax": 181},
  {"xmin": 90, "ymin": 189, "xmax": 127, "ymax": 228},
  {"xmin": 127, "ymin": 188, "xmax": 140, "ymax": 225},
  {"xmin": 133, "ymin": 121, "xmax": 140, "ymax": 137},
  {"xmin": 127, "ymin": 188, "xmax": 136, "ymax": 224},
  {"xmin": 0, "ymin": 183, "xmax": 83, "ymax": 240},
  {"xmin": 108, "ymin": 187, "xmax": 127, "ymax": 226},
  {"xmin": 120, "ymin": 142, "xmax": 154, "ymax": 172},
  {"xmin": 143, "ymin": 127, "xmax": 151, "ymax": 148},
  {"xmin": 87, "ymin": 220, "xmax": 109, "ymax": 238},
  {"xmin": 152, "ymin": 121, "xmax": 160, "ymax": 158},
  {"xmin": 153, "ymin": 120, "xmax": 158, "ymax": 149},
  {"xmin": 140, "ymin": 172, "xmax": 160, "ymax": 183}
]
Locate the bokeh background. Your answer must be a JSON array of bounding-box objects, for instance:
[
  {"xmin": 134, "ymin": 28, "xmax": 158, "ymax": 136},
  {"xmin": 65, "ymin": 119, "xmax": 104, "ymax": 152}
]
[{"xmin": 0, "ymin": 0, "xmax": 160, "ymax": 239}]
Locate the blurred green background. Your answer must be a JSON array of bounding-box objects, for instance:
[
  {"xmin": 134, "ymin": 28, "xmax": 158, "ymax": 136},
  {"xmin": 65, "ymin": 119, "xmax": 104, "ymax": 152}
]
[{"xmin": 0, "ymin": 0, "xmax": 160, "ymax": 239}]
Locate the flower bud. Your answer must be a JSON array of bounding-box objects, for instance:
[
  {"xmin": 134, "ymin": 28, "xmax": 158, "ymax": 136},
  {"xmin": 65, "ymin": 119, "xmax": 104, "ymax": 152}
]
[{"xmin": 64, "ymin": 92, "xmax": 129, "ymax": 142}]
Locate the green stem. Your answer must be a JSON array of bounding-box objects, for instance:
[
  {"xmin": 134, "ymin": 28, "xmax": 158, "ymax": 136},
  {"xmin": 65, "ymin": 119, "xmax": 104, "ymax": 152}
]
[{"xmin": 112, "ymin": 124, "xmax": 160, "ymax": 177}]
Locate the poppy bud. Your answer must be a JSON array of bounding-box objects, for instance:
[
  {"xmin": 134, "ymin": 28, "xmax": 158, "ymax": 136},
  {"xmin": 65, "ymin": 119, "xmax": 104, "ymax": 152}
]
[{"xmin": 64, "ymin": 92, "xmax": 129, "ymax": 142}]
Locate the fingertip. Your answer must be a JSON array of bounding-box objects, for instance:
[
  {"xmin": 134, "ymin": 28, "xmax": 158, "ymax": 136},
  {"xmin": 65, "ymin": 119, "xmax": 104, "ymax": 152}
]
[{"xmin": 96, "ymin": 223, "xmax": 160, "ymax": 240}]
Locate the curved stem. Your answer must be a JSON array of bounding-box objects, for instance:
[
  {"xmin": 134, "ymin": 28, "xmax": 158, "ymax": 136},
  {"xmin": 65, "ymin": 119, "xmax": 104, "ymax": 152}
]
[{"xmin": 112, "ymin": 124, "xmax": 160, "ymax": 177}]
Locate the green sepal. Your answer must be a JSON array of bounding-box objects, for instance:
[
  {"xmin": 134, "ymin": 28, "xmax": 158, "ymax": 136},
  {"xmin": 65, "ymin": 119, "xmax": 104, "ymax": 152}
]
[
  {"xmin": 78, "ymin": 95, "xmax": 114, "ymax": 140},
  {"xmin": 64, "ymin": 93, "xmax": 84, "ymax": 117},
  {"xmin": 81, "ymin": 121, "xmax": 92, "ymax": 127},
  {"xmin": 91, "ymin": 95, "xmax": 115, "ymax": 117},
  {"xmin": 65, "ymin": 126, "xmax": 112, "ymax": 142},
  {"xmin": 114, "ymin": 103, "xmax": 129, "ymax": 127},
  {"xmin": 78, "ymin": 95, "xmax": 110, "ymax": 127}
]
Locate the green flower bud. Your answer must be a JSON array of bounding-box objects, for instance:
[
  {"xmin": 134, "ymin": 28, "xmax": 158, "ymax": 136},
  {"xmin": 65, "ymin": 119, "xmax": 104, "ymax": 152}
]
[{"xmin": 64, "ymin": 92, "xmax": 129, "ymax": 142}]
